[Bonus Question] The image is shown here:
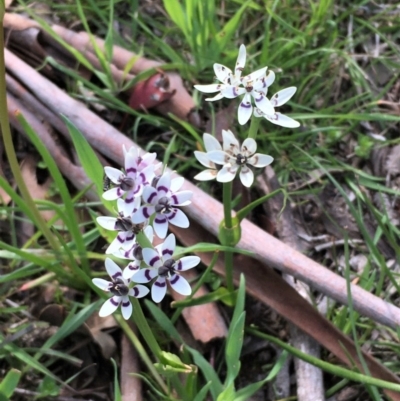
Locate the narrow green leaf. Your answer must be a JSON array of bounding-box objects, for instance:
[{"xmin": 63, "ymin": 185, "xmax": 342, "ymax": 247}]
[{"xmin": 0, "ymin": 369, "xmax": 21, "ymax": 398}]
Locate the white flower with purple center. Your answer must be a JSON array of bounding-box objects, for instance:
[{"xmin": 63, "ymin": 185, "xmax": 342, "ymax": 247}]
[
  {"xmin": 193, "ymin": 133, "xmax": 222, "ymax": 181},
  {"xmin": 97, "ymin": 198, "xmax": 143, "ymax": 254},
  {"xmin": 112, "ymin": 226, "xmax": 154, "ymax": 280},
  {"xmin": 254, "ymin": 87, "xmax": 300, "ymax": 128},
  {"xmin": 207, "ymin": 129, "xmax": 274, "ymax": 187},
  {"xmin": 92, "ymin": 258, "xmax": 149, "ymax": 319},
  {"xmin": 102, "ymin": 146, "xmax": 155, "ymax": 215},
  {"xmin": 194, "ymin": 44, "xmax": 246, "ymax": 102},
  {"xmin": 133, "ymin": 234, "xmax": 200, "ymax": 303},
  {"xmin": 238, "ymin": 69, "xmax": 276, "ymax": 125},
  {"xmin": 132, "ymin": 172, "xmax": 192, "ymax": 239}
]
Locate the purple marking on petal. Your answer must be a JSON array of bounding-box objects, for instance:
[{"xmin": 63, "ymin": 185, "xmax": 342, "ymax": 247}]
[
  {"xmin": 162, "ymin": 248, "xmax": 173, "ymax": 258},
  {"xmin": 126, "ymin": 233, "xmax": 135, "ymax": 242},
  {"xmin": 125, "ymin": 196, "xmax": 134, "ymax": 204},
  {"xmin": 143, "ymin": 207, "xmax": 151, "ymax": 218},
  {"xmin": 254, "ymin": 93, "xmax": 264, "ymax": 103},
  {"xmin": 110, "ymin": 297, "xmax": 120, "ymax": 306},
  {"xmin": 139, "ymin": 172, "xmax": 146, "ymax": 183},
  {"xmin": 154, "ymin": 280, "xmax": 166, "ymax": 288},
  {"xmin": 175, "ymin": 260, "xmax": 183, "ymax": 271},
  {"xmin": 121, "ymin": 299, "xmax": 130, "ymax": 307},
  {"xmin": 157, "ymin": 185, "xmax": 169, "ymax": 195},
  {"xmin": 154, "ymin": 215, "xmax": 167, "ymax": 224},
  {"xmin": 240, "ymin": 102, "xmax": 252, "ymax": 109},
  {"xmin": 169, "ymin": 274, "xmax": 180, "ymax": 285},
  {"xmin": 112, "ymin": 272, "xmax": 122, "ymax": 280},
  {"xmin": 149, "ymin": 255, "xmax": 160, "ymax": 267},
  {"xmin": 117, "ymin": 234, "xmax": 125, "ymax": 244},
  {"xmin": 145, "ymin": 269, "xmax": 153, "ymax": 281},
  {"xmin": 147, "ymin": 192, "xmax": 157, "ymax": 204},
  {"xmin": 233, "ymin": 87, "xmax": 240, "ymax": 96},
  {"xmin": 170, "ymin": 194, "xmax": 178, "ymax": 204},
  {"xmin": 126, "ymin": 167, "xmax": 137, "ymax": 175},
  {"xmin": 132, "ymin": 287, "xmax": 139, "ymax": 296},
  {"xmin": 166, "ymin": 209, "xmax": 177, "ymax": 221},
  {"xmin": 116, "ymin": 188, "xmax": 124, "ymax": 197}
]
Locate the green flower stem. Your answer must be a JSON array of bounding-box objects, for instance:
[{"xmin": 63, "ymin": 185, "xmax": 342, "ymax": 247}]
[
  {"xmin": 248, "ymin": 117, "xmax": 261, "ymax": 139},
  {"xmin": 222, "ymin": 181, "xmax": 233, "ymax": 229},
  {"xmin": 0, "ymin": 15, "xmax": 59, "ymax": 252},
  {"xmin": 222, "ymin": 181, "xmax": 234, "ymax": 295},
  {"xmin": 130, "ymin": 297, "xmax": 162, "ymax": 358},
  {"xmin": 116, "ymin": 315, "xmax": 168, "ymax": 394}
]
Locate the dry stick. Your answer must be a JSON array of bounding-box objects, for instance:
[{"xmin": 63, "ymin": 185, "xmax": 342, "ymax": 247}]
[
  {"xmin": 5, "ymin": 48, "xmax": 400, "ymax": 399},
  {"xmin": 258, "ymin": 167, "xmax": 324, "ymax": 401},
  {"xmin": 5, "ymin": 48, "xmax": 400, "ymax": 331}
]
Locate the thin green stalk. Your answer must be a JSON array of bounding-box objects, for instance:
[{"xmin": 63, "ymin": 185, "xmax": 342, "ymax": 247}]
[
  {"xmin": 248, "ymin": 117, "xmax": 261, "ymax": 139},
  {"xmin": 130, "ymin": 298, "xmax": 162, "ymax": 359},
  {"xmin": 221, "ymin": 181, "xmax": 234, "ymax": 294},
  {"xmin": 222, "ymin": 181, "xmax": 233, "ymax": 229},
  {"xmin": 116, "ymin": 316, "xmax": 168, "ymax": 394},
  {"xmin": 0, "ymin": 17, "xmax": 59, "ymax": 253}
]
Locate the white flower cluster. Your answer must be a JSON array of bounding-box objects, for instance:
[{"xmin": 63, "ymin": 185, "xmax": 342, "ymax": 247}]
[
  {"xmin": 93, "ymin": 146, "xmax": 200, "ymax": 319},
  {"xmin": 194, "ymin": 44, "xmax": 300, "ymax": 128},
  {"xmin": 194, "ymin": 44, "xmax": 300, "ymax": 187}
]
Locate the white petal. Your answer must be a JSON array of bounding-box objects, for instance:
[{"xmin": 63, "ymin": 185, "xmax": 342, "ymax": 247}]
[
  {"xmin": 170, "ymin": 177, "xmax": 184, "ymax": 192},
  {"xmin": 217, "ymin": 166, "xmax": 237, "ymax": 183},
  {"xmin": 241, "ymin": 138, "xmax": 257, "ymax": 155},
  {"xmin": 171, "ymin": 191, "xmax": 192, "ymax": 206},
  {"xmin": 220, "ymin": 86, "xmax": 245, "ymax": 99},
  {"xmin": 99, "ymin": 297, "xmax": 120, "ymax": 317},
  {"xmin": 252, "ymin": 91, "xmax": 274, "ymax": 116},
  {"xmin": 132, "ymin": 206, "xmax": 155, "ymax": 223},
  {"xmin": 120, "ymin": 297, "xmax": 132, "ymax": 319},
  {"xmin": 157, "ymin": 173, "xmax": 171, "ymax": 194},
  {"xmin": 123, "ymin": 261, "xmax": 140, "ymax": 280},
  {"xmin": 203, "ymin": 133, "xmax": 222, "ymax": 152},
  {"xmin": 92, "ymin": 278, "xmax": 111, "ymax": 291},
  {"xmin": 242, "ymin": 67, "xmax": 268, "ymax": 83},
  {"xmin": 207, "ymin": 150, "xmax": 229, "ymax": 165},
  {"xmin": 153, "ymin": 217, "xmax": 169, "ymax": 239},
  {"xmin": 194, "ymin": 83, "xmax": 222, "ymax": 93},
  {"xmin": 102, "ymin": 187, "xmax": 122, "ymax": 200},
  {"xmin": 97, "ymin": 216, "xmax": 117, "ymax": 230},
  {"xmin": 194, "ymin": 151, "xmax": 214, "ymax": 168},
  {"xmin": 169, "ymin": 274, "xmax": 191, "ymax": 296},
  {"xmin": 152, "ymin": 278, "xmax": 167, "ymax": 303},
  {"xmin": 105, "ymin": 258, "xmax": 124, "ymax": 280},
  {"xmin": 235, "ymin": 45, "xmax": 246, "ymax": 78},
  {"xmin": 253, "ymin": 70, "xmax": 275, "ymax": 92},
  {"xmin": 175, "ymin": 256, "xmax": 201, "ymax": 271},
  {"xmin": 213, "ymin": 63, "xmax": 233, "ymax": 83},
  {"xmin": 265, "ymin": 112, "xmax": 300, "ymax": 128},
  {"xmin": 222, "ymin": 129, "xmax": 239, "ymax": 150},
  {"xmin": 271, "ymin": 87, "xmax": 297, "ymax": 107},
  {"xmin": 194, "ymin": 170, "xmax": 218, "ymax": 181},
  {"xmin": 167, "ymin": 209, "xmax": 190, "ymax": 229},
  {"xmin": 104, "ymin": 167, "xmax": 123, "ymax": 184},
  {"xmin": 238, "ymin": 96, "xmax": 253, "ymax": 125},
  {"xmin": 248, "ymin": 154, "xmax": 274, "ymax": 167},
  {"xmin": 162, "ymin": 234, "xmax": 176, "ymax": 258},
  {"xmin": 129, "ymin": 285, "xmax": 150, "ymax": 298},
  {"xmin": 133, "ymin": 268, "xmax": 158, "ymax": 283},
  {"xmin": 205, "ymin": 93, "xmax": 225, "ymax": 101},
  {"xmin": 105, "ymin": 235, "xmax": 124, "ymax": 254},
  {"xmin": 239, "ymin": 168, "xmax": 254, "ymax": 187},
  {"xmin": 144, "ymin": 226, "xmax": 154, "ymax": 243},
  {"xmin": 143, "ymin": 247, "xmax": 162, "ymax": 268}
]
